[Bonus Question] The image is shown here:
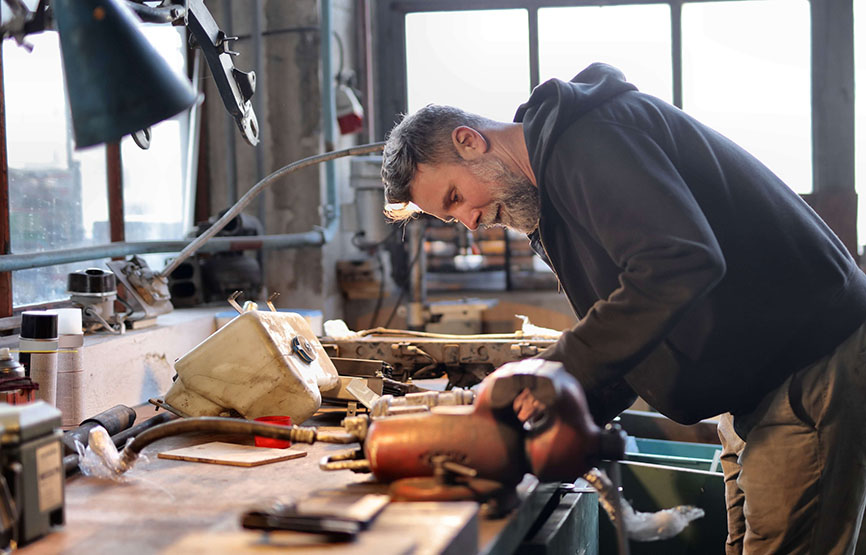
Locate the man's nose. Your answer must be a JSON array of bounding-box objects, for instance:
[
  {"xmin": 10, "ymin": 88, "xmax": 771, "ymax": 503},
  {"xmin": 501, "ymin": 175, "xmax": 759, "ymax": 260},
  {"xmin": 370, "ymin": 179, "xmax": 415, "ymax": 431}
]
[{"xmin": 456, "ymin": 208, "xmax": 481, "ymax": 231}]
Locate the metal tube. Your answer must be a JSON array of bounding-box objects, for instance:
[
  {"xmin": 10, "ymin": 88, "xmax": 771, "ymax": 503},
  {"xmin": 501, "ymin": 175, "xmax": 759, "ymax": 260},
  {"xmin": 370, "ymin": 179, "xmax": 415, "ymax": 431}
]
[
  {"xmin": 0, "ymin": 232, "xmax": 324, "ymax": 272},
  {"xmin": 321, "ymin": 0, "xmax": 338, "ymax": 229},
  {"xmin": 157, "ymin": 141, "xmax": 384, "ymax": 278}
]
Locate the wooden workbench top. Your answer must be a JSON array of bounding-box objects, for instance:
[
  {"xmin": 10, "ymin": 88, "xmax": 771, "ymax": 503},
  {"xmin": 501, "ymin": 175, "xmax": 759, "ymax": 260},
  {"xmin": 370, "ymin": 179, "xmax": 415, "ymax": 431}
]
[{"xmin": 16, "ymin": 410, "xmax": 555, "ymax": 555}]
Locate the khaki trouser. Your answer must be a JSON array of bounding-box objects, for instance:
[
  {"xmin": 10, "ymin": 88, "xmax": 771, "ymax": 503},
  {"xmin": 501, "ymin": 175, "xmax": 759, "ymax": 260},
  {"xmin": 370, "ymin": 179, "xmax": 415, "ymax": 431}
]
[{"xmin": 717, "ymin": 322, "xmax": 866, "ymax": 555}]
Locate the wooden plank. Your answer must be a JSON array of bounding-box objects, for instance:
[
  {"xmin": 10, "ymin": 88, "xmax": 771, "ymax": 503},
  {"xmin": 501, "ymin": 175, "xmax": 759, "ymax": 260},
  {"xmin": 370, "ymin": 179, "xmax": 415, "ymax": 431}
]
[{"xmin": 157, "ymin": 441, "xmax": 307, "ymax": 467}]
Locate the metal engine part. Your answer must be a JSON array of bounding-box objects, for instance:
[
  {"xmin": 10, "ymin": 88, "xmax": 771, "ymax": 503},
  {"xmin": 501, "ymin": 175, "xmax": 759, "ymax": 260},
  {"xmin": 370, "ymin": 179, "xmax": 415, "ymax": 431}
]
[
  {"xmin": 321, "ymin": 362, "xmax": 623, "ymax": 488},
  {"xmin": 67, "ymin": 267, "xmax": 125, "ymax": 333},
  {"xmin": 105, "ymin": 255, "xmax": 173, "ymax": 326},
  {"xmin": 320, "ymin": 332, "xmax": 558, "ymax": 388}
]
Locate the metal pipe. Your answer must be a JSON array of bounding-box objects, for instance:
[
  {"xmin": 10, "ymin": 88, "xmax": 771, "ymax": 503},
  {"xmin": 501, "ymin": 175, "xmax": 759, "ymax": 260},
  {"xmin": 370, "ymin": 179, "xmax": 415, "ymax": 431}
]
[
  {"xmin": 157, "ymin": 141, "xmax": 383, "ymax": 278},
  {"xmin": 183, "ymin": 49, "xmax": 203, "ymax": 248},
  {"xmin": 321, "ymin": 0, "xmax": 338, "ymax": 229},
  {"xmin": 0, "ymin": 233, "xmax": 324, "ymax": 272}
]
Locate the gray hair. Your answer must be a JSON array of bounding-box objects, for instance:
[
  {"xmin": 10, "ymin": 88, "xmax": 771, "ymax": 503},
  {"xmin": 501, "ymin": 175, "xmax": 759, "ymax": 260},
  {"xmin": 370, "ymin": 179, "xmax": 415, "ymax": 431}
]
[{"xmin": 381, "ymin": 105, "xmax": 491, "ymax": 220}]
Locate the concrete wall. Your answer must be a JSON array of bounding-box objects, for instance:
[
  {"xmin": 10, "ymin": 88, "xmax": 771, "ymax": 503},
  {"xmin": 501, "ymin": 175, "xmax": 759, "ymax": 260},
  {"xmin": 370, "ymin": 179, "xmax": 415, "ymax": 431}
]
[{"xmin": 200, "ymin": 0, "xmax": 364, "ymax": 320}]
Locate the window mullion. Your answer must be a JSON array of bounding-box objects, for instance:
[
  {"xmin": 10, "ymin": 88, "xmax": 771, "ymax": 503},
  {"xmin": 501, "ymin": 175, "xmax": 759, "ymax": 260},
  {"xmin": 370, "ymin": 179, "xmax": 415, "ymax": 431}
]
[
  {"xmin": 671, "ymin": 0, "xmax": 683, "ymax": 109},
  {"xmin": 106, "ymin": 142, "xmax": 125, "ymax": 244},
  {"xmin": 0, "ymin": 52, "xmax": 11, "ymax": 318},
  {"xmin": 528, "ymin": 7, "xmax": 540, "ymax": 90}
]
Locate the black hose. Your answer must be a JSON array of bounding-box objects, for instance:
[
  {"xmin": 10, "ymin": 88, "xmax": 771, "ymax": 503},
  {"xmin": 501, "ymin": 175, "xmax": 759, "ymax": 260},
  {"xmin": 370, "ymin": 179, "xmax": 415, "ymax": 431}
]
[
  {"xmin": 64, "ymin": 411, "xmax": 179, "ymax": 477},
  {"xmin": 62, "ymin": 405, "xmax": 137, "ymax": 456},
  {"xmin": 122, "ymin": 417, "xmax": 357, "ymax": 458},
  {"xmin": 111, "ymin": 411, "xmax": 176, "ymax": 448}
]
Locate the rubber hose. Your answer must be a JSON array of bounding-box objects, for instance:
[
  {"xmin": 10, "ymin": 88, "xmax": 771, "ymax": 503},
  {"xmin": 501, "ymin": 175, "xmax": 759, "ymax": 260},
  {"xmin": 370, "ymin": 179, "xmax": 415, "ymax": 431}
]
[{"xmin": 122, "ymin": 417, "xmax": 357, "ymax": 457}]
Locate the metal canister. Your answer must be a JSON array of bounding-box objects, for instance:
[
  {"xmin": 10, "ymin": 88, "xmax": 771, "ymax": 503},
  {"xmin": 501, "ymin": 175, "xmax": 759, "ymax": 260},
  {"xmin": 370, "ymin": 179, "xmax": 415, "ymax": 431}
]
[{"xmin": 0, "ymin": 348, "xmax": 36, "ymax": 404}]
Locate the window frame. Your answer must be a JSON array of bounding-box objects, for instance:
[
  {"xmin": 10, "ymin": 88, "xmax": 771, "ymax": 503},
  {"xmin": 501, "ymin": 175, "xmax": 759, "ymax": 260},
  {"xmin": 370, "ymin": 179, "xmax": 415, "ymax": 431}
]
[{"xmin": 0, "ymin": 26, "xmax": 199, "ymax": 318}]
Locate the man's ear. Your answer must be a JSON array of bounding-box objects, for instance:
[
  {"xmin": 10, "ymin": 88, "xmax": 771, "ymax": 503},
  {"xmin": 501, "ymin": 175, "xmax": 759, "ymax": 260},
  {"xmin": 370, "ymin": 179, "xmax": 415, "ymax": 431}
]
[{"xmin": 452, "ymin": 126, "xmax": 488, "ymax": 161}]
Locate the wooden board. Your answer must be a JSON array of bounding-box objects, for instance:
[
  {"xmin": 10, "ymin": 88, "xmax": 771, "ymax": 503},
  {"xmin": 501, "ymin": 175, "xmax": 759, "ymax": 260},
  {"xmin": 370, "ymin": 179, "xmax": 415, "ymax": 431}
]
[{"xmin": 157, "ymin": 441, "xmax": 307, "ymax": 467}]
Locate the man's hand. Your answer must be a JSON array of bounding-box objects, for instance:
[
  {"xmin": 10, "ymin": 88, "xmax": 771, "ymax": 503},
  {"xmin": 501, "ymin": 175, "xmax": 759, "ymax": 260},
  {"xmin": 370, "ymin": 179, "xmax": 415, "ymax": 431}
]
[{"xmin": 512, "ymin": 388, "xmax": 548, "ymax": 425}]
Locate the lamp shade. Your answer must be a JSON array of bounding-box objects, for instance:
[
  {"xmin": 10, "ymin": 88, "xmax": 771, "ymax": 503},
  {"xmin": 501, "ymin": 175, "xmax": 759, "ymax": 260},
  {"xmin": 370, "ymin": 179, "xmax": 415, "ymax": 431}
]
[{"xmin": 53, "ymin": 0, "xmax": 199, "ymax": 148}]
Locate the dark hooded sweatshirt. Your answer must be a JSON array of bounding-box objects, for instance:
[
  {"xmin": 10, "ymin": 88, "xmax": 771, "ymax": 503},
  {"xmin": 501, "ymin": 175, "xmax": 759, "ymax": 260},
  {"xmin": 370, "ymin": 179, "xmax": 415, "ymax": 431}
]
[{"xmin": 515, "ymin": 63, "xmax": 866, "ymax": 430}]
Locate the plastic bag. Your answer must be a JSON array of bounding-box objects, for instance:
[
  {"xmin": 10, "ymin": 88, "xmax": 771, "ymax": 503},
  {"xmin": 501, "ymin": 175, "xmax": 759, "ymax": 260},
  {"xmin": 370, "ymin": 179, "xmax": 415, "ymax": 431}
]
[
  {"xmin": 75, "ymin": 425, "xmax": 143, "ymax": 480},
  {"xmin": 583, "ymin": 467, "xmax": 705, "ymax": 541}
]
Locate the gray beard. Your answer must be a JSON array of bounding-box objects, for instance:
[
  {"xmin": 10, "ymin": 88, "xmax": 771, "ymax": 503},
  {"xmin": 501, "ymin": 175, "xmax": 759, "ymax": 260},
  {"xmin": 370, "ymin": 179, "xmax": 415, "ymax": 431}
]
[{"xmin": 468, "ymin": 158, "xmax": 540, "ymax": 234}]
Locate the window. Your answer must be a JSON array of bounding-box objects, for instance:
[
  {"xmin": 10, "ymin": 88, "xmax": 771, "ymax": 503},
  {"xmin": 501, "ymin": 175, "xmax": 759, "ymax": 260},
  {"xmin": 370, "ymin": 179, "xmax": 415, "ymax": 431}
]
[
  {"xmin": 405, "ymin": 9, "xmax": 530, "ymax": 121},
  {"xmin": 682, "ymin": 0, "xmax": 811, "ymax": 194},
  {"xmin": 4, "ymin": 25, "xmax": 194, "ymax": 306},
  {"xmin": 538, "ymin": 4, "xmax": 672, "ymax": 102}
]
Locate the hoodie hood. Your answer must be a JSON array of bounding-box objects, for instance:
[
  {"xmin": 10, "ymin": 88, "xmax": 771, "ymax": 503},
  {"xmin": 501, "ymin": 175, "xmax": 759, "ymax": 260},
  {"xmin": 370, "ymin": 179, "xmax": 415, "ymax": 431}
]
[{"xmin": 515, "ymin": 63, "xmax": 637, "ymax": 181}]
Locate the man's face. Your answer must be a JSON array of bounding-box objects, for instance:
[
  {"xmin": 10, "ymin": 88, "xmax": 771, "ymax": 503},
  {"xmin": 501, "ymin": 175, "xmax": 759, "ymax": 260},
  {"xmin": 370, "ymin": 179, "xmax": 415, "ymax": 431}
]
[{"xmin": 410, "ymin": 157, "xmax": 539, "ymax": 234}]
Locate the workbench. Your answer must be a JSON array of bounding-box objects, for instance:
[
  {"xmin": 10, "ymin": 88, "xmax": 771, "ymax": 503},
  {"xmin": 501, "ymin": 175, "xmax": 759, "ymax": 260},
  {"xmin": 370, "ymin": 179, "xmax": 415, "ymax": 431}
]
[{"xmin": 17, "ymin": 409, "xmax": 599, "ymax": 555}]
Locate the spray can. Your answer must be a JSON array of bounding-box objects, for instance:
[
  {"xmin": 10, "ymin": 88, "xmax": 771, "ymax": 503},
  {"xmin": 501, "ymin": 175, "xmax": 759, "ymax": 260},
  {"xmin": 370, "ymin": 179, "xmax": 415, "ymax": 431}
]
[{"xmin": 19, "ymin": 311, "xmax": 59, "ymax": 406}]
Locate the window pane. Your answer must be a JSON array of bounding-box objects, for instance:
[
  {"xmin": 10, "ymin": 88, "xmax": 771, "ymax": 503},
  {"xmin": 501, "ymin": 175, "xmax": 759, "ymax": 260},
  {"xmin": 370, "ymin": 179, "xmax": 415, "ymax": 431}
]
[
  {"xmin": 856, "ymin": 0, "xmax": 866, "ymax": 251},
  {"xmin": 538, "ymin": 5, "xmax": 672, "ymax": 103},
  {"xmin": 120, "ymin": 26, "xmax": 194, "ymax": 275},
  {"xmin": 683, "ymin": 1, "xmax": 811, "ymax": 194},
  {"xmin": 4, "ymin": 33, "xmax": 111, "ymax": 305},
  {"xmin": 4, "ymin": 26, "xmax": 192, "ymax": 305},
  {"xmin": 406, "ymin": 10, "xmax": 530, "ymax": 121}
]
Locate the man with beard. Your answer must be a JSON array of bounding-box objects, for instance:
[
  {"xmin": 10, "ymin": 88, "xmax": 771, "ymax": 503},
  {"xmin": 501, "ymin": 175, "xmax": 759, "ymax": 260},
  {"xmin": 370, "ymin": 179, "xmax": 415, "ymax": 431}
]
[{"xmin": 380, "ymin": 63, "xmax": 866, "ymax": 554}]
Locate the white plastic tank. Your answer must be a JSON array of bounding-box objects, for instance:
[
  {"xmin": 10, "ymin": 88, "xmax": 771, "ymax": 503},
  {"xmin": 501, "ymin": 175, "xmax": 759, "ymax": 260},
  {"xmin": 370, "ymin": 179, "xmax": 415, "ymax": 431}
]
[{"xmin": 165, "ymin": 311, "xmax": 339, "ymax": 425}]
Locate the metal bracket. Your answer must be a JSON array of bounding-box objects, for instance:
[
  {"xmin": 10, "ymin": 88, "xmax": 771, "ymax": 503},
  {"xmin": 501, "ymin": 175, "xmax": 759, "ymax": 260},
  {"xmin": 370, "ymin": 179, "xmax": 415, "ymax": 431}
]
[
  {"xmin": 186, "ymin": 0, "xmax": 259, "ymax": 146},
  {"xmin": 105, "ymin": 256, "xmax": 173, "ymax": 324}
]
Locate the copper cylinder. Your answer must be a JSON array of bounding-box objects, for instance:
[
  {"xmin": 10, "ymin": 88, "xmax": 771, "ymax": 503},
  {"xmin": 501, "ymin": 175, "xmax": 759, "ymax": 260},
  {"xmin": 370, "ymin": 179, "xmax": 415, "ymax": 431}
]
[{"xmin": 364, "ymin": 405, "xmax": 529, "ymax": 485}]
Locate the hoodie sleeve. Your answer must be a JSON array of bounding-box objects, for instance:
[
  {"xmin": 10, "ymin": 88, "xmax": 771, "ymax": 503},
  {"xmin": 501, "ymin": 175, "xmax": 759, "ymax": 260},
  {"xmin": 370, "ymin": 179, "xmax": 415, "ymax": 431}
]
[{"xmin": 537, "ymin": 119, "xmax": 726, "ymax": 392}]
